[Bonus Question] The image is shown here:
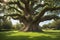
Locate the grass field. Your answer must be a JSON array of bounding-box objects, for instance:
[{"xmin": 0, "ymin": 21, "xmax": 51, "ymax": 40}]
[{"xmin": 0, "ymin": 30, "xmax": 60, "ymax": 40}]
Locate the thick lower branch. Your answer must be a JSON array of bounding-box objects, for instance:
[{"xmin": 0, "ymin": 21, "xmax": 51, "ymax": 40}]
[
  {"xmin": 34, "ymin": 6, "xmax": 60, "ymax": 23},
  {"xmin": 41, "ymin": 15, "xmax": 60, "ymax": 22}
]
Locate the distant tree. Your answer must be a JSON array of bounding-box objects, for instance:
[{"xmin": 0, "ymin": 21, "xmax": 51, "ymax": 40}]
[
  {"xmin": 0, "ymin": 19, "xmax": 3, "ymax": 30},
  {"xmin": 49, "ymin": 19, "xmax": 60, "ymax": 30},
  {"xmin": 0, "ymin": 17, "xmax": 12, "ymax": 30},
  {"xmin": 42, "ymin": 24, "xmax": 49, "ymax": 29},
  {"xmin": 15, "ymin": 23, "xmax": 24, "ymax": 30},
  {"xmin": 2, "ymin": 17, "xmax": 12, "ymax": 30}
]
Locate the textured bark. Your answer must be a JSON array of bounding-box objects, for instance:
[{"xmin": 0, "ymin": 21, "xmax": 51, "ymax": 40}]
[{"xmin": 20, "ymin": 22, "xmax": 42, "ymax": 32}]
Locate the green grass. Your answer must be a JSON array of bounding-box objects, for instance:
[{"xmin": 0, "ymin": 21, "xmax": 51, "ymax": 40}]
[{"xmin": 0, "ymin": 30, "xmax": 60, "ymax": 40}]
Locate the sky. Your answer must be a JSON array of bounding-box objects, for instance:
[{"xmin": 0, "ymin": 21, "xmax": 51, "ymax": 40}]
[
  {"xmin": 10, "ymin": 18, "xmax": 54, "ymax": 26},
  {"xmin": 10, "ymin": 18, "xmax": 20, "ymax": 25},
  {"xmin": 0, "ymin": 13, "xmax": 4, "ymax": 16},
  {"xmin": 39, "ymin": 19, "xmax": 54, "ymax": 26}
]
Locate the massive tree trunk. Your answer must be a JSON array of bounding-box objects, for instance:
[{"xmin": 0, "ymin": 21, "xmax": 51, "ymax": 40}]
[{"xmin": 20, "ymin": 22, "xmax": 42, "ymax": 32}]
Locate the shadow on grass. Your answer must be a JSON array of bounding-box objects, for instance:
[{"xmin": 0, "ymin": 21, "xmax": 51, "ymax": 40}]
[
  {"xmin": 0, "ymin": 34, "xmax": 53, "ymax": 40},
  {"xmin": 0, "ymin": 31, "xmax": 15, "ymax": 40},
  {"xmin": 43, "ymin": 32, "xmax": 60, "ymax": 36},
  {"xmin": 0, "ymin": 35, "xmax": 60, "ymax": 40},
  {"xmin": 0, "ymin": 31, "xmax": 60, "ymax": 40}
]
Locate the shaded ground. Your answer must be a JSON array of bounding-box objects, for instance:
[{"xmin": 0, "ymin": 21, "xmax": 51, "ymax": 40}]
[{"xmin": 0, "ymin": 30, "xmax": 60, "ymax": 40}]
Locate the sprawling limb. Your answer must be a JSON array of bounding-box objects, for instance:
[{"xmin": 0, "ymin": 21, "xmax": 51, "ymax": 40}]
[
  {"xmin": 33, "ymin": 6, "xmax": 60, "ymax": 23},
  {"xmin": 0, "ymin": 0, "xmax": 25, "ymax": 11},
  {"xmin": 33, "ymin": 3, "xmax": 48, "ymax": 11},
  {"xmin": 17, "ymin": 1, "xmax": 25, "ymax": 11},
  {"xmin": 41, "ymin": 15, "xmax": 60, "ymax": 22},
  {"xmin": 7, "ymin": 6, "xmax": 22, "ymax": 14}
]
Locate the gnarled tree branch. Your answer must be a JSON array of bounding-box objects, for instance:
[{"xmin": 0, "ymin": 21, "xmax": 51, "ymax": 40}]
[
  {"xmin": 41, "ymin": 15, "xmax": 60, "ymax": 22},
  {"xmin": 7, "ymin": 6, "xmax": 22, "ymax": 14},
  {"xmin": 0, "ymin": 0, "xmax": 25, "ymax": 11},
  {"xmin": 17, "ymin": 1, "xmax": 25, "ymax": 11},
  {"xmin": 6, "ymin": 1, "xmax": 17, "ymax": 4},
  {"xmin": 20, "ymin": 0, "xmax": 27, "ymax": 4},
  {"xmin": 33, "ymin": 6, "xmax": 60, "ymax": 23},
  {"xmin": 4, "ymin": 14, "xmax": 27, "ymax": 22},
  {"xmin": 33, "ymin": 3, "xmax": 48, "ymax": 11}
]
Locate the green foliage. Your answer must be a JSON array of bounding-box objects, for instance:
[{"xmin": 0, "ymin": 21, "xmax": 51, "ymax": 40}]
[
  {"xmin": 42, "ymin": 24, "xmax": 49, "ymax": 29},
  {"xmin": 12, "ymin": 23, "xmax": 24, "ymax": 30},
  {"xmin": 42, "ymin": 19, "xmax": 60, "ymax": 30},
  {"xmin": 0, "ymin": 18, "xmax": 12, "ymax": 31},
  {"xmin": 0, "ymin": 19, "xmax": 3, "ymax": 29},
  {"xmin": 3, "ymin": 20, "xmax": 12, "ymax": 29},
  {"xmin": 49, "ymin": 19, "xmax": 60, "ymax": 30}
]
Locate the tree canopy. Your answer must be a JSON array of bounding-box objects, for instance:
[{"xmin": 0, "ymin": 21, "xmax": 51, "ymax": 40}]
[{"xmin": 0, "ymin": 0, "xmax": 60, "ymax": 32}]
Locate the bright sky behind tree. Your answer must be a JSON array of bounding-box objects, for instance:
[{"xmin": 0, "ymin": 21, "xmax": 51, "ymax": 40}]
[
  {"xmin": 10, "ymin": 18, "xmax": 54, "ymax": 26},
  {"xmin": 10, "ymin": 18, "xmax": 20, "ymax": 25},
  {"xmin": 39, "ymin": 19, "xmax": 54, "ymax": 26}
]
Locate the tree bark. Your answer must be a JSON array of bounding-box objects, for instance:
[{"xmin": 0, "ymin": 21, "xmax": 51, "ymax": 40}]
[{"xmin": 20, "ymin": 22, "xmax": 43, "ymax": 32}]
